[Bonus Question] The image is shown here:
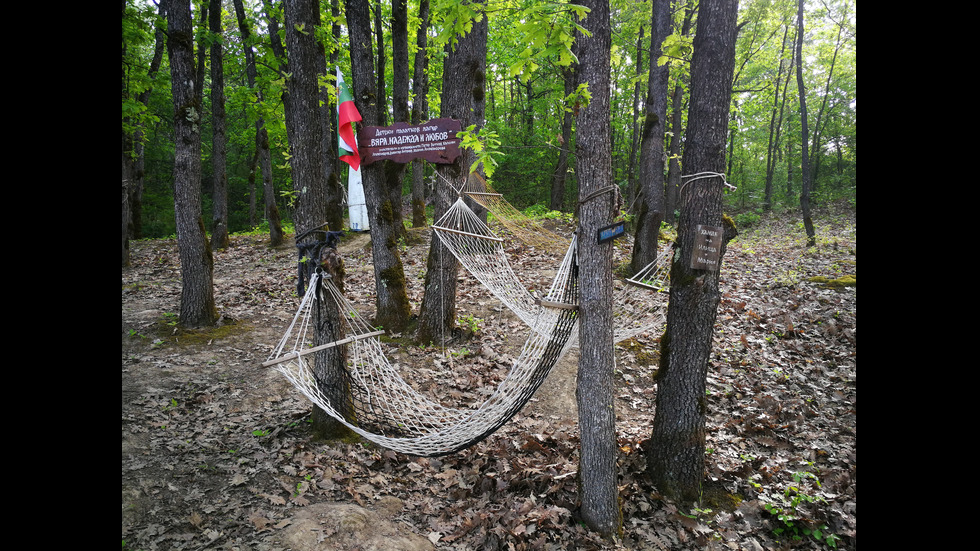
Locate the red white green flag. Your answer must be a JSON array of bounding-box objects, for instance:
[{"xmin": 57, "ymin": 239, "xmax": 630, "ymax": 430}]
[{"xmin": 337, "ymin": 67, "xmax": 362, "ymax": 171}]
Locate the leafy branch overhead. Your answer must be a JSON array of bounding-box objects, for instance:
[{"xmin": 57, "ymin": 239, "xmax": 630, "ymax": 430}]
[{"xmin": 457, "ymin": 124, "xmax": 502, "ymax": 177}]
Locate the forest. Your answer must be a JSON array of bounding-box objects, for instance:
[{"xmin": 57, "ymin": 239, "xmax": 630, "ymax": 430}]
[{"xmin": 122, "ymin": 0, "xmax": 855, "ymax": 550}]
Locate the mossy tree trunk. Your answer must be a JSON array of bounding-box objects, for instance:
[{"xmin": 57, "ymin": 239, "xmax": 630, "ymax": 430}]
[
  {"xmin": 646, "ymin": 0, "xmax": 739, "ymax": 505},
  {"xmin": 345, "ymin": 0, "xmax": 412, "ymax": 333},
  {"xmin": 414, "ymin": 0, "xmax": 487, "ymax": 347}
]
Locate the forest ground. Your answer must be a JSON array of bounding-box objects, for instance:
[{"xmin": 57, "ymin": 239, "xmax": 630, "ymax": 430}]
[{"xmin": 122, "ymin": 203, "xmax": 856, "ymax": 551}]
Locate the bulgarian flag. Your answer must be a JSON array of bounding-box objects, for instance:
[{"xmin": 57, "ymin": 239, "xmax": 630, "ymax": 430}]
[{"xmin": 337, "ymin": 67, "xmax": 362, "ymax": 171}]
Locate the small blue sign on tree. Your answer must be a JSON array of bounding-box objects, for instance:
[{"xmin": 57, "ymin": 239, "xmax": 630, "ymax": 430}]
[{"xmin": 597, "ymin": 221, "xmax": 626, "ymax": 243}]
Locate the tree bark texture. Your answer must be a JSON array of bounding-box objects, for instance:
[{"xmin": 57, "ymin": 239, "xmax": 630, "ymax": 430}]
[
  {"xmin": 168, "ymin": 0, "xmax": 218, "ymax": 327},
  {"xmin": 346, "ymin": 0, "xmax": 412, "ymax": 333},
  {"xmin": 630, "ymin": 0, "xmax": 671, "ymax": 275},
  {"xmin": 209, "ymin": 0, "xmax": 230, "ymax": 250},
  {"xmin": 415, "ymin": 2, "xmax": 488, "ymax": 347},
  {"xmin": 647, "ymin": 0, "xmax": 739, "ymax": 505},
  {"xmin": 574, "ymin": 0, "xmax": 620, "ymax": 538},
  {"xmin": 283, "ymin": 0, "xmax": 329, "ymax": 237}
]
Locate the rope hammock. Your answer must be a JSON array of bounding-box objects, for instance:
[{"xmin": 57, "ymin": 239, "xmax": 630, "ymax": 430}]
[
  {"xmin": 460, "ymin": 171, "xmax": 569, "ymax": 252},
  {"xmin": 433, "ymin": 196, "xmax": 669, "ymax": 343},
  {"xmin": 265, "ymin": 173, "xmax": 669, "ymax": 456},
  {"xmin": 263, "ymin": 233, "xmax": 580, "ymax": 457}
]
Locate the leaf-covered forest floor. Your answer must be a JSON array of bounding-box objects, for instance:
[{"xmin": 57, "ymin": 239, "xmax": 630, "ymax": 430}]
[{"xmin": 122, "ymin": 203, "xmax": 855, "ymax": 551}]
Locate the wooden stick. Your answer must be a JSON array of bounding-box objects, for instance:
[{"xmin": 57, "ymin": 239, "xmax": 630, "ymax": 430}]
[
  {"xmin": 535, "ymin": 298, "xmax": 578, "ymax": 310},
  {"xmin": 464, "ymin": 191, "xmax": 503, "ymax": 197},
  {"xmin": 431, "ymin": 225, "xmax": 505, "ymax": 242},
  {"xmin": 624, "ymin": 278, "xmax": 665, "ymax": 291},
  {"xmin": 261, "ymin": 330, "xmax": 386, "ymax": 368}
]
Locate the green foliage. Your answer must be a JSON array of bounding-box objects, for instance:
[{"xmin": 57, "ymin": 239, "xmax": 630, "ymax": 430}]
[
  {"xmin": 123, "ymin": 0, "xmax": 854, "ymax": 238},
  {"xmin": 457, "ymin": 124, "xmax": 503, "ymax": 177},
  {"xmin": 506, "ymin": 1, "xmax": 590, "ymax": 82},
  {"xmin": 759, "ymin": 463, "xmax": 840, "ymax": 548}
]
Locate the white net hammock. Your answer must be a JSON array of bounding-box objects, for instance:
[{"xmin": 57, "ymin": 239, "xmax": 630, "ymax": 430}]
[
  {"xmin": 433, "ymin": 196, "xmax": 669, "ymax": 344},
  {"xmin": 264, "ymin": 189, "xmax": 669, "ymax": 457},
  {"xmin": 263, "ymin": 230, "xmax": 580, "ymax": 457}
]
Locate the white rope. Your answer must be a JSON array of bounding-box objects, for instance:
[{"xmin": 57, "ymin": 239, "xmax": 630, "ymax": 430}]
[{"xmin": 266, "ymin": 235, "xmax": 581, "ymax": 457}]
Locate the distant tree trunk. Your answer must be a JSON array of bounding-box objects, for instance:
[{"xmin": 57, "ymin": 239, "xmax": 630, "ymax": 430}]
[
  {"xmin": 550, "ymin": 37, "xmax": 577, "ymax": 212},
  {"xmin": 122, "ymin": 0, "xmax": 167, "ymax": 265},
  {"xmin": 664, "ymin": 1, "xmax": 696, "ymax": 225},
  {"xmin": 346, "ymin": 0, "xmax": 413, "ymax": 333},
  {"xmin": 795, "ymin": 0, "xmax": 816, "ymax": 246},
  {"xmin": 763, "ymin": 25, "xmax": 791, "ymax": 212},
  {"xmin": 168, "ymin": 0, "xmax": 218, "ymax": 328},
  {"xmin": 238, "ymin": 0, "xmax": 284, "ymax": 246},
  {"xmin": 410, "ymin": 0, "xmax": 430, "ymax": 227},
  {"xmin": 414, "ymin": 1, "xmax": 487, "ymax": 347},
  {"xmin": 626, "ymin": 25, "xmax": 643, "ymax": 209},
  {"xmin": 646, "ymin": 0, "xmax": 739, "ymax": 505},
  {"xmin": 630, "ymin": 0, "xmax": 671, "ymax": 275},
  {"xmin": 209, "ymin": 0, "xmax": 230, "ymax": 250},
  {"xmin": 575, "ymin": 0, "xmax": 619, "ymax": 538},
  {"xmin": 317, "ymin": 40, "xmax": 343, "ymax": 233}
]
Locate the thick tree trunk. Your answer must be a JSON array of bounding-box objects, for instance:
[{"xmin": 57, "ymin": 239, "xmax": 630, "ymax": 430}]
[
  {"xmin": 168, "ymin": 0, "xmax": 218, "ymax": 328},
  {"xmin": 209, "ymin": 0, "xmax": 230, "ymax": 250},
  {"xmin": 415, "ymin": 3, "xmax": 488, "ymax": 347},
  {"xmin": 630, "ymin": 0, "xmax": 671, "ymax": 275},
  {"xmin": 346, "ymin": 0, "xmax": 413, "ymax": 333},
  {"xmin": 647, "ymin": 0, "xmax": 739, "ymax": 505},
  {"xmin": 575, "ymin": 0, "xmax": 620, "ymax": 538}
]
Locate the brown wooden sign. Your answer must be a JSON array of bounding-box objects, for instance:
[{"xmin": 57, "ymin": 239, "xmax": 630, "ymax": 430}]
[
  {"xmin": 357, "ymin": 118, "xmax": 462, "ymax": 166},
  {"xmin": 690, "ymin": 224, "xmax": 723, "ymax": 270}
]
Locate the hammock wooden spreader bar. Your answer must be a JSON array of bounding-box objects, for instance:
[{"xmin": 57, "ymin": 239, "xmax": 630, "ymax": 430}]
[
  {"xmin": 259, "ymin": 330, "xmax": 386, "ymax": 368},
  {"xmin": 430, "ymin": 224, "xmax": 505, "ymax": 243}
]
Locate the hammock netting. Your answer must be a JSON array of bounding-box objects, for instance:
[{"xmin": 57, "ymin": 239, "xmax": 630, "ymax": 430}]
[{"xmin": 264, "ymin": 181, "xmax": 669, "ymax": 457}]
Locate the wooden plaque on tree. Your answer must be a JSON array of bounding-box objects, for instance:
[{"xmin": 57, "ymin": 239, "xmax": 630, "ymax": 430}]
[
  {"xmin": 358, "ymin": 118, "xmax": 462, "ymax": 166},
  {"xmin": 690, "ymin": 224, "xmax": 723, "ymax": 270}
]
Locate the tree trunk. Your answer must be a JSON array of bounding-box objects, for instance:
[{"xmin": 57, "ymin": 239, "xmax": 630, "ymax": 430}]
[
  {"xmin": 627, "ymin": 26, "xmax": 642, "ymax": 208},
  {"xmin": 410, "ymin": 0, "xmax": 430, "ymax": 227},
  {"xmin": 646, "ymin": 0, "xmax": 739, "ymax": 505},
  {"xmin": 415, "ymin": 2, "xmax": 488, "ymax": 347},
  {"xmin": 168, "ymin": 0, "xmax": 218, "ymax": 328},
  {"xmin": 346, "ymin": 0, "xmax": 413, "ymax": 333},
  {"xmin": 630, "ymin": 0, "xmax": 671, "ymax": 275},
  {"xmin": 763, "ymin": 25, "xmax": 790, "ymax": 212},
  {"xmin": 550, "ymin": 37, "xmax": 577, "ymax": 212},
  {"xmin": 317, "ymin": 23, "xmax": 343, "ymax": 234},
  {"xmin": 310, "ymin": 246, "xmax": 354, "ymax": 440},
  {"xmin": 122, "ymin": 0, "xmax": 167, "ymax": 264},
  {"xmin": 209, "ymin": 0, "xmax": 230, "ymax": 250},
  {"xmin": 236, "ymin": 0, "xmax": 284, "ymax": 245},
  {"xmin": 575, "ymin": 0, "xmax": 619, "ymax": 538},
  {"xmin": 664, "ymin": 1, "xmax": 696, "ymax": 225},
  {"xmin": 795, "ymin": 0, "xmax": 816, "ymax": 246}
]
